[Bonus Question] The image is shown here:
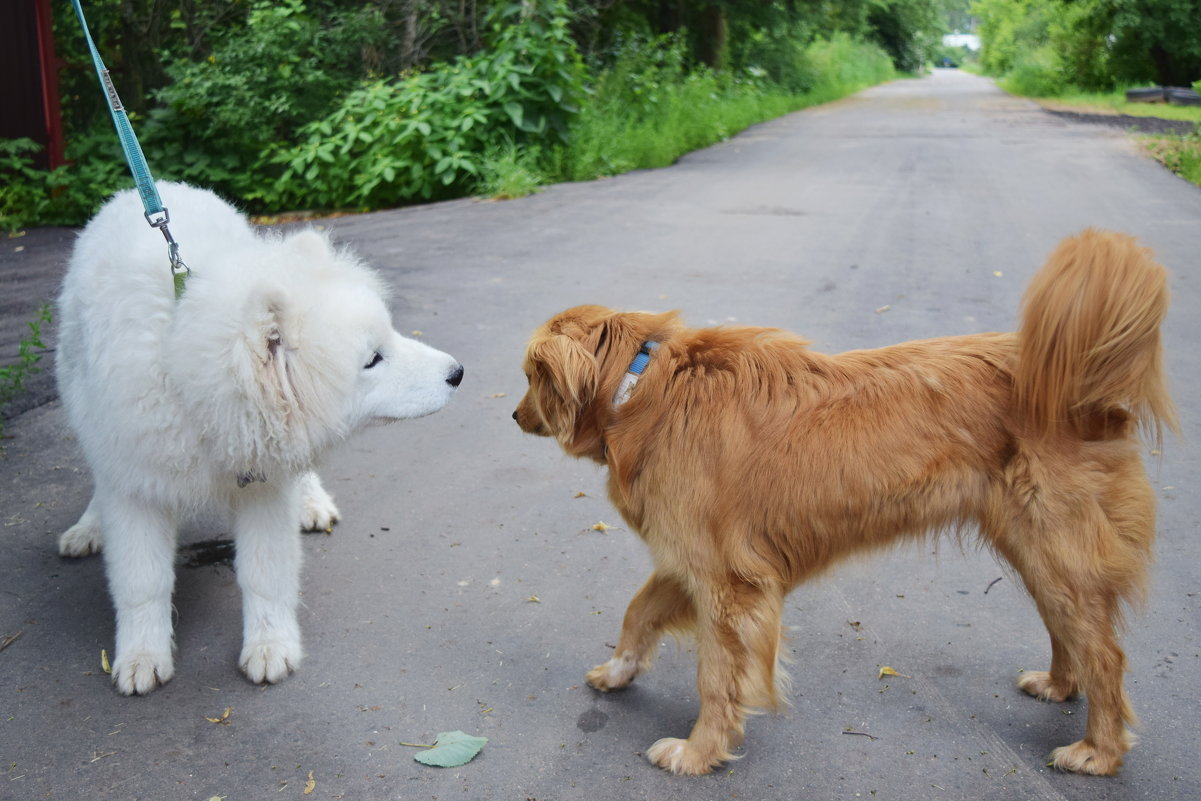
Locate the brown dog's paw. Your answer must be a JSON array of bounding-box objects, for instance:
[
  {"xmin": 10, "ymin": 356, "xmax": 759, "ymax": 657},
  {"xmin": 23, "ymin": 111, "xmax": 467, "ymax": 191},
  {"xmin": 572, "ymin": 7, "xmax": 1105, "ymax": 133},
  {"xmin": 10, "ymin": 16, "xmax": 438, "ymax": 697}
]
[
  {"xmin": 1017, "ymin": 670, "xmax": 1077, "ymax": 702},
  {"xmin": 585, "ymin": 653, "xmax": 639, "ymax": 692},
  {"xmin": 646, "ymin": 737, "xmax": 725, "ymax": 775},
  {"xmin": 1047, "ymin": 739, "xmax": 1125, "ymax": 775}
]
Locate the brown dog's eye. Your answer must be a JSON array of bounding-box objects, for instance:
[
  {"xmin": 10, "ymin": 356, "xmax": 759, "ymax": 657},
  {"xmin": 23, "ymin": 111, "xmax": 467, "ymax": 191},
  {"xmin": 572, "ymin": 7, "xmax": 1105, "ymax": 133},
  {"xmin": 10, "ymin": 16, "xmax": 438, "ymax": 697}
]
[{"xmin": 364, "ymin": 351, "xmax": 384, "ymax": 369}]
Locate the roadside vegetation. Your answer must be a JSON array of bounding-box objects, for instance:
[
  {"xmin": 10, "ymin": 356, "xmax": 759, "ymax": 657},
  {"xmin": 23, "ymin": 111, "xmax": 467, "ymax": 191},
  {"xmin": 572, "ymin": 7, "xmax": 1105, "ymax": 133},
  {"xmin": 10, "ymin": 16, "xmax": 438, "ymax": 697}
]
[
  {"xmin": 0, "ymin": 0, "xmax": 953, "ymax": 230},
  {"xmin": 972, "ymin": 0, "xmax": 1201, "ymax": 187},
  {"xmin": 0, "ymin": 304, "xmax": 51, "ymax": 442}
]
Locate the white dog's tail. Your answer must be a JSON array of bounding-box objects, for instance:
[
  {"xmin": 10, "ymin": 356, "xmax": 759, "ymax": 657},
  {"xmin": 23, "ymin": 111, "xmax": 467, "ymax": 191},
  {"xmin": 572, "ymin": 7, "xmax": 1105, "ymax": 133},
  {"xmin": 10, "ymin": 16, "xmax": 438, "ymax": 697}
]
[{"xmin": 1014, "ymin": 229, "xmax": 1178, "ymax": 446}]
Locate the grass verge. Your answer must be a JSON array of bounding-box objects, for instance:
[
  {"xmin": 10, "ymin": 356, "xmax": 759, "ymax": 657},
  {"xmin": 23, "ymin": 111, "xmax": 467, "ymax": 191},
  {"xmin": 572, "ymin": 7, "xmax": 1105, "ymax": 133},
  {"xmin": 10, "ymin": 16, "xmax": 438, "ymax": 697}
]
[
  {"xmin": 478, "ymin": 35, "xmax": 895, "ymax": 199},
  {"xmin": 998, "ymin": 85, "xmax": 1201, "ymax": 189},
  {"xmin": 1140, "ymin": 134, "xmax": 1201, "ymax": 186},
  {"xmin": 0, "ymin": 303, "xmax": 52, "ymax": 441}
]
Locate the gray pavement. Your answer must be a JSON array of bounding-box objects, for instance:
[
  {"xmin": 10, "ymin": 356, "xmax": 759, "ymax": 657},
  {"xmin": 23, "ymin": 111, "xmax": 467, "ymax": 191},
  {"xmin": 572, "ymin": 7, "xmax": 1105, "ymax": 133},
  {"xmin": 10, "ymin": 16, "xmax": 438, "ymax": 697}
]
[{"xmin": 2, "ymin": 69, "xmax": 1199, "ymax": 801}]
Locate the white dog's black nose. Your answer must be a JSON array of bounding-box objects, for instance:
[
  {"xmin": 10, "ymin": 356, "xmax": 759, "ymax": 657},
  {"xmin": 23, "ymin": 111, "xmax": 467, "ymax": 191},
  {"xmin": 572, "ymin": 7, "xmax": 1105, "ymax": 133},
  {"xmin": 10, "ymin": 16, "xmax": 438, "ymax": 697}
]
[{"xmin": 447, "ymin": 364, "xmax": 464, "ymax": 387}]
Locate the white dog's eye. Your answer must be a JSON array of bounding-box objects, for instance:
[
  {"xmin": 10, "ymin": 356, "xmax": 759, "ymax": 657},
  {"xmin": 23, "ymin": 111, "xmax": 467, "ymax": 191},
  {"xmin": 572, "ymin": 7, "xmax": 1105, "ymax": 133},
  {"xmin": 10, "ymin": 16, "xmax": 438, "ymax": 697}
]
[{"xmin": 364, "ymin": 351, "xmax": 384, "ymax": 369}]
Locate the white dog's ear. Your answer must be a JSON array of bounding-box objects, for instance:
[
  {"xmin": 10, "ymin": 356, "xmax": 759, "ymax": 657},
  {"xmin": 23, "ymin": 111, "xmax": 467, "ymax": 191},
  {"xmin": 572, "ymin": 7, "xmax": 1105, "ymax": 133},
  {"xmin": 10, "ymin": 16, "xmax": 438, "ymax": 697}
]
[
  {"xmin": 242, "ymin": 290, "xmax": 288, "ymax": 359},
  {"xmin": 240, "ymin": 289, "xmax": 298, "ymax": 414},
  {"xmin": 286, "ymin": 229, "xmax": 333, "ymax": 261}
]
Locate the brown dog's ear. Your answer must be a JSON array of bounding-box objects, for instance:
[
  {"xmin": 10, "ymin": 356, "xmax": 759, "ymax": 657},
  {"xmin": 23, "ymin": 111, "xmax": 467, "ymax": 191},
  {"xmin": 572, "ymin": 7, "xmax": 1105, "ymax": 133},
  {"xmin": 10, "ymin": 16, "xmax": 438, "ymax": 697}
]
[
  {"xmin": 530, "ymin": 333, "xmax": 598, "ymax": 439},
  {"xmin": 533, "ymin": 333, "xmax": 598, "ymax": 405}
]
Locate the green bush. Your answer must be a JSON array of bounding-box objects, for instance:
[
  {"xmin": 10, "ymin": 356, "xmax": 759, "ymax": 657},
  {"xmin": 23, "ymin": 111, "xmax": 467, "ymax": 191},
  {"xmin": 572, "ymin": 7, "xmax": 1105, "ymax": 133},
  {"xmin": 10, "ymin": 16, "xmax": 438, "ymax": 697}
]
[
  {"xmin": 2, "ymin": 2, "xmax": 898, "ymax": 223},
  {"xmin": 144, "ymin": 0, "xmax": 387, "ymax": 200},
  {"xmin": 868, "ymin": 0, "xmax": 942, "ymax": 74},
  {"xmin": 0, "ymin": 140, "xmax": 52, "ymax": 230},
  {"xmin": 261, "ymin": 0, "xmax": 585, "ymax": 210},
  {"xmin": 0, "ymin": 133, "xmax": 130, "ymax": 231},
  {"xmin": 554, "ymin": 33, "xmax": 893, "ymax": 183},
  {"xmin": 0, "ymin": 303, "xmax": 52, "ymax": 439},
  {"xmin": 1000, "ymin": 46, "xmax": 1067, "ymax": 96},
  {"xmin": 477, "ymin": 141, "xmax": 547, "ymax": 199},
  {"xmin": 977, "ymin": 0, "xmax": 1201, "ymax": 93}
]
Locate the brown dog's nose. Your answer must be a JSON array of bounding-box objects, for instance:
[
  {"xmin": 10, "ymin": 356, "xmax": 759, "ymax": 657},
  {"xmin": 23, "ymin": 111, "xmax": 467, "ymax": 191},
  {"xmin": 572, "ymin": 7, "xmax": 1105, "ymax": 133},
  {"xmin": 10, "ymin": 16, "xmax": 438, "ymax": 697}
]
[{"xmin": 512, "ymin": 410, "xmax": 519, "ymax": 421}]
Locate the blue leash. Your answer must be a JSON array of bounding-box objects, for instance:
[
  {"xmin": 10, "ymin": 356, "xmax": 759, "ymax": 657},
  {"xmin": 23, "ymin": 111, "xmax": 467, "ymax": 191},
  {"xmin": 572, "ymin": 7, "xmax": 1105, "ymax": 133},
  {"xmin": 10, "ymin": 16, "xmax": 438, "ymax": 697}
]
[{"xmin": 69, "ymin": 0, "xmax": 189, "ymax": 298}]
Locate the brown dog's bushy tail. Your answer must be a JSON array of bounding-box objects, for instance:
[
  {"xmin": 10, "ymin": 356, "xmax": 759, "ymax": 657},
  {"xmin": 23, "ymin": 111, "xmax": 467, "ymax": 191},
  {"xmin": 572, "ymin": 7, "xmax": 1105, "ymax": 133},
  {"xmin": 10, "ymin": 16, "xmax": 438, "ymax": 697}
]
[{"xmin": 1015, "ymin": 228, "xmax": 1178, "ymax": 445}]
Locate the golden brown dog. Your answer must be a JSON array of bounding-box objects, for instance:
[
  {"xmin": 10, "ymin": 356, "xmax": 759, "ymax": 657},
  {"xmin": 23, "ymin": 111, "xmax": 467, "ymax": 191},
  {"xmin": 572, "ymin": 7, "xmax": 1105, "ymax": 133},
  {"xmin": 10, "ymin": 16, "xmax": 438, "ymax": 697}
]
[{"xmin": 513, "ymin": 229, "xmax": 1176, "ymax": 776}]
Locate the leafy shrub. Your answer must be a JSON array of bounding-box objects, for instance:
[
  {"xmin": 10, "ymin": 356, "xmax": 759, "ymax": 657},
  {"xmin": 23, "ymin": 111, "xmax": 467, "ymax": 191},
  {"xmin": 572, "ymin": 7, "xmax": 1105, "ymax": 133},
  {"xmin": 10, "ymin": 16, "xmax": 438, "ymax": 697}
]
[
  {"xmin": 555, "ymin": 34, "xmax": 893, "ymax": 182},
  {"xmin": 0, "ymin": 133, "xmax": 130, "ymax": 230},
  {"xmin": 1000, "ymin": 46, "xmax": 1068, "ymax": 96},
  {"xmin": 145, "ymin": 0, "xmax": 387, "ymax": 200},
  {"xmin": 0, "ymin": 140, "xmax": 53, "ymax": 230},
  {"xmin": 477, "ymin": 141, "xmax": 547, "ymax": 199},
  {"xmin": 868, "ymin": 0, "xmax": 941, "ymax": 73},
  {"xmin": 263, "ymin": 0, "xmax": 584, "ymax": 210},
  {"xmin": 0, "ymin": 303, "xmax": 52, "ymax": 439}
]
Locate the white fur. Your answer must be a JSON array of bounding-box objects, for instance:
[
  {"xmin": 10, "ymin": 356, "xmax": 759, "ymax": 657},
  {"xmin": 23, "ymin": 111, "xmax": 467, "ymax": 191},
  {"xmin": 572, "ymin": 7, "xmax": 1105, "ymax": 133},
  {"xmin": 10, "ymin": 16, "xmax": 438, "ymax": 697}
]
[{"xmin": 56, "ymin": 183, "xmax": 461, "ymax": 694}]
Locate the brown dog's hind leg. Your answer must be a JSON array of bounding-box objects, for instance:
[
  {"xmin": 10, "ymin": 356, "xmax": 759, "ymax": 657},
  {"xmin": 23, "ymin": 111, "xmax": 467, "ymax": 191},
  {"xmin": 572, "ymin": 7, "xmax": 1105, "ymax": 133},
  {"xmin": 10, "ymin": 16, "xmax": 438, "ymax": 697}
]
[
  {"xmin": 1036, "ymin": 597, "xmax": 1134, "ymax": 776},
  {"xmin": 646, "ymin": 578, "xmax": 785, "ymax": 775},
  {"xmin": 997, "ymin": 519, "xmax": 1144, "ymax": 775},
  {"xmin": 587, "ymin": 571, "xmax": 695, "ymax": 692}
]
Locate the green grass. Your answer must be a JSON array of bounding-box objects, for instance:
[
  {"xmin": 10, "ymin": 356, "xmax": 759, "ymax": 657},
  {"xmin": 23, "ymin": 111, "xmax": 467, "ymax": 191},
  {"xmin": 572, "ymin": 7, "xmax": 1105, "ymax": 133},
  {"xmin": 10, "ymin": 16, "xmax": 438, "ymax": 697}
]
[
  {"xmin": 995, "ymin": 81, "xmax": 1201, "ymax": 189},
  {"xmin": 1140, "ymin": 134, "xmax": 1201, "ymax": 186},
  {"xmin": 1035, "ymin": 90, "xmax": 1201, "ymax": 123},
  {"xmin": 481, "ymin": 35, "xmax": 895, "ymax": 199},
  {"xmin": 0, "ymin": 303, "xmax": 52, "ymax": 441},
  {"xmin": 477, "ymin": 143, "xmax": 548, "ymax": 200},
  {"xmin": 1032, "ymin": 90, "xmax": 1201, "ymax": 189}
]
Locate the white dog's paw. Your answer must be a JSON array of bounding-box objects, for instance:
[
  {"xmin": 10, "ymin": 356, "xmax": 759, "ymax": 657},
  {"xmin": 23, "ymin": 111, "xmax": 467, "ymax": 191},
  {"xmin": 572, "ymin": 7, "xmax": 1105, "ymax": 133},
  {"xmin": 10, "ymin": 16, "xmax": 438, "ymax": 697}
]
[
  {"xmin": 111, "ymin": 650, "xmax": 174, "ymax": 695},
  {"xmin": 298, "ymin": 474, "xmax": 339, "ymax": 532},
  {"xmin": 300, "ymin": 493, "xmax": 339, "ymax": 532},
  {"xmin": 240, "ymin": 639, "xmax": 302, "ymax": 685},
  {"xmin": 58, "ymin": 521, "xmax": 103, "ymax": 557}
]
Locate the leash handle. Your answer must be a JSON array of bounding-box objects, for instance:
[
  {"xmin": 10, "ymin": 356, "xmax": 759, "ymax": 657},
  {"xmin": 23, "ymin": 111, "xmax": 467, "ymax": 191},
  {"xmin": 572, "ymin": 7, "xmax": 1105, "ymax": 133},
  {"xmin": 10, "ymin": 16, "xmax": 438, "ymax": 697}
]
[{"xmin": 70, "ymin": 0, "xmax": 189, "ymax": 296}]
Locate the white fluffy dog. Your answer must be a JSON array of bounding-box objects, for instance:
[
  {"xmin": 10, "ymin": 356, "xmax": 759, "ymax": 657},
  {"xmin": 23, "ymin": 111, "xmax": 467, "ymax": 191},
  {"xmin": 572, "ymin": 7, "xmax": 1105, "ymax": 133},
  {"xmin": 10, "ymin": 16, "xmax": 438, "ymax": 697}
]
[{"xmin": 56, "ymin": 183, "xmax": 462, "ymax": 695}]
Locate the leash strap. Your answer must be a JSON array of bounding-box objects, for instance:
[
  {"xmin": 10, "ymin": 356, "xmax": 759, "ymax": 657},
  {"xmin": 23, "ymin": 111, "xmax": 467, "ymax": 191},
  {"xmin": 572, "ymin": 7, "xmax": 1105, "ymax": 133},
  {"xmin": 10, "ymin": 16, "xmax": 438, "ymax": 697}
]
[{"xmin": 69, "ymin": 0, "xmax": 189, "ymax": 297}]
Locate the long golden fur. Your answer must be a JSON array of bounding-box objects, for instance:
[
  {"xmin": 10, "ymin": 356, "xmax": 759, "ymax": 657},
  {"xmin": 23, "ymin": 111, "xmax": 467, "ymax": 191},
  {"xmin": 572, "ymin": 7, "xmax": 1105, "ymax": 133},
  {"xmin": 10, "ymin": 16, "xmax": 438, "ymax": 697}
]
[{"xmin": 513, "ymin": 229, "xmax": 1177, "ymax": 776}]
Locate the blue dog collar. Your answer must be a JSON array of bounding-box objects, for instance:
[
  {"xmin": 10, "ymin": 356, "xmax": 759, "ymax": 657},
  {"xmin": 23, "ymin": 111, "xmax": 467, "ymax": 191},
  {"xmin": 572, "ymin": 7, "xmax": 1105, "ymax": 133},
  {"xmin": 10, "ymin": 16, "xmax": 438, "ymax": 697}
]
[{"xmin": 613, "ymin": 341, "xmax": 659, "ymax": 406}]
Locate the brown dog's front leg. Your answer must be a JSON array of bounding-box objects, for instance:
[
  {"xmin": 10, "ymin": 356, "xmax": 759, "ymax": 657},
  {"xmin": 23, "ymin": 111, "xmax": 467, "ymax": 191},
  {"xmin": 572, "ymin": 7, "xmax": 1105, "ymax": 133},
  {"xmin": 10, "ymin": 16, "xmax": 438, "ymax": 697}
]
[
  {"xmin": 586, "ymin": 571, "xmax": 694, "ymax": 691},
  {"xmin": 646, "ymin": 579, "xmax": 785, "ymax": 775}
]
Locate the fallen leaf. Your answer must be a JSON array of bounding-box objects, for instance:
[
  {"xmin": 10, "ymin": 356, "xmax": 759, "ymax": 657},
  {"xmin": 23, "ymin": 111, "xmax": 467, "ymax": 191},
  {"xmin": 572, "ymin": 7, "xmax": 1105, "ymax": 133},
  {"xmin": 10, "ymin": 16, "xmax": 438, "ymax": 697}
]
[
  {"xmin": 573, "ymin": 491, "xmax": 587, "ymax": 498},
  {"xmin": 526, "ymin": 595, "xmax": 541, "ymax": 603},
  {"xmin": 591, "ymin": 521, "xmax": 614, "ymax": 532},
  {"xmin": 410, "ymin": 730, "xmax": 487, "ymax": 767},
  {"xmin": 411, "ymin": 330, "xmax": 424, "ymax": 337},
  {"xmin": 848, "ymin": 621, "xmax": 862, "ymax": 631},
  {"xmin": 101, "ymin": 649, "xmax": 111, "ymax": 674},
  {"xmin": 205, "ymin": 707, "xmax": 232, "ymax": 724},
  {"xmin": 303, "ymin": 771, "xmax": 315, "ymax": 794},
  {"xmin": 488, "ymin": 392, "xmax": 507, "ymax": 399},
  {"xmin": 874, "ymin": 304, "xmax": 891, "ymax": 314},
  {"xmin": 993, "ymin": 271, "xmax": 1004, "ymax": 277},
  {"xmin": 878, "ymin": 666, "xmax": 910, "ymax": 679}
]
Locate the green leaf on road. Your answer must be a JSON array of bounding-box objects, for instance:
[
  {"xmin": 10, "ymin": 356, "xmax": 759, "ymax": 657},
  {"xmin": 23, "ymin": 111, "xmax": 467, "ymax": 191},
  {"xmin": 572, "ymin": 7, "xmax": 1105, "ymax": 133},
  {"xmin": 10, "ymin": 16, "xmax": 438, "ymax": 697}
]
[{"xmin": 411, "ymin": 731, "xmax": 487, "ymax": 767}]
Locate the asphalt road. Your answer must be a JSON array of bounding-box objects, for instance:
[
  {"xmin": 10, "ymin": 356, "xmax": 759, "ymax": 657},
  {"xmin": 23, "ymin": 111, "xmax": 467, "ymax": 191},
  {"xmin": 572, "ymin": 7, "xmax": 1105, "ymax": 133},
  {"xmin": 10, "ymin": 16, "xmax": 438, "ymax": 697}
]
[{"xmin": 2, "ymin": 69, "xmax": 1199, "ymax": 801}]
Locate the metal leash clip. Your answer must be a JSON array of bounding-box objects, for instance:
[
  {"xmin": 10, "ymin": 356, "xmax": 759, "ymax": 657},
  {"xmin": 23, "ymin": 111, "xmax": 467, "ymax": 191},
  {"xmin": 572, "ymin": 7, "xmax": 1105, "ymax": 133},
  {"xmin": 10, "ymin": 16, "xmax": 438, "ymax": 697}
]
[{"xmin": 146, "ymin": 207, "xmax": 190, "ymax": 296}]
